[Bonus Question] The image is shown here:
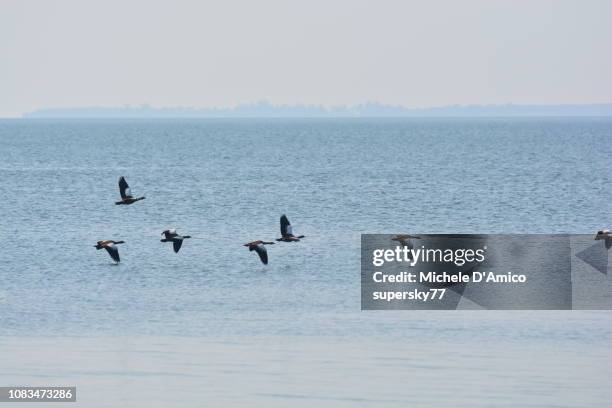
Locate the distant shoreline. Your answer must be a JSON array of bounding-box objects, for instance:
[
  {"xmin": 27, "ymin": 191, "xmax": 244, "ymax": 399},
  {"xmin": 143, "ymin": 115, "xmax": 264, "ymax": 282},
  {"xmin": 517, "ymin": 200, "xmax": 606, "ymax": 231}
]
[{"xmin": 21, "ymin": 103, "xmax": 612, "ymax": 119}]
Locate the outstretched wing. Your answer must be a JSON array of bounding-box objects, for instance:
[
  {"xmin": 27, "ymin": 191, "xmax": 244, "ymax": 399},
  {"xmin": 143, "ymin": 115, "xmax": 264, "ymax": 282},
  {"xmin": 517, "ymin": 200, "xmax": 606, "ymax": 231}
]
[
  {"xmin": 104, "ymin": 245, "xmax": 120, "ymax": 262},
  {"xmin": 119, "ymin": 177, "xmax": 132, "ymax": 199},
  {"xmin": 254, "ymin": 244, "xmax": 268, "ymax": 264},
  {"xmin": 280, "ymin": 215, "xmax": 292, "ymax": 236},
  {"xmin": 400, "ymin": 238, "xmax": 414, "ymax": 250},
  {"xmin": 173, "ymin": 239, "xmax": 183, "ymax": 253}
]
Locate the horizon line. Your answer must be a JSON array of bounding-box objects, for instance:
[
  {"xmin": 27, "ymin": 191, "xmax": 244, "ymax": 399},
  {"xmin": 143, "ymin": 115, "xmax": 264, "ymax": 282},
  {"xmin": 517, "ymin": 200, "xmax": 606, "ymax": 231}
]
[{"xmin": 15, "ymin": 102, "xmax": 612, "ymax": 119}]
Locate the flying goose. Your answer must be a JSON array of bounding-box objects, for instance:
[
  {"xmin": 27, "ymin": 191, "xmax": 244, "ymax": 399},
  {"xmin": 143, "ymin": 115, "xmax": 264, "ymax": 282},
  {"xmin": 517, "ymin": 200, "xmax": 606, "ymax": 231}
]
[
  {"xmin": 244, "ymin": 240, "xmax": 275, "ymax": 264},
  {"xmin": 391, "ymin": 234, "xmax": 422, "ymax": 249},
  {"xmin": 161, "ymin": 229, "xmax": 191, "ymax": 253},
  {"xmin": 94, "ymin": 240, "xmax": 124, "ymax": 263},
  {"xmin": 276, "ymin": 215, "xmax": 305, "ymax": 242},
  {"xmin": 115, "ymin": 176, "xmax": 146, "ymax": 205},
  {"xmin": 594, "ymin": 229, "xmax": 612, "ymax": 249}
]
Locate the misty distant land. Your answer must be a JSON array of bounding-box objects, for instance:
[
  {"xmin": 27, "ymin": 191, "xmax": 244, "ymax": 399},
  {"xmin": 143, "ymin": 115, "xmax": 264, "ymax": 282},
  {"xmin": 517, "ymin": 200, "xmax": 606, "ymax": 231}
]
[{"xmin": 23, "ymin": 102, "xmax": 612, "ymax": 118}]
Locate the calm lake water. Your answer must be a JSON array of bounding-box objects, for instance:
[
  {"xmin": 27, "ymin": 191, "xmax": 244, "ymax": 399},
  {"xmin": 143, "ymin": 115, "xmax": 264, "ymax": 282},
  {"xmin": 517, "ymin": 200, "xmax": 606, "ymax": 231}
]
[{"xmin": 0, "ymin": 118, "xmax": 610, "ymax": 407}]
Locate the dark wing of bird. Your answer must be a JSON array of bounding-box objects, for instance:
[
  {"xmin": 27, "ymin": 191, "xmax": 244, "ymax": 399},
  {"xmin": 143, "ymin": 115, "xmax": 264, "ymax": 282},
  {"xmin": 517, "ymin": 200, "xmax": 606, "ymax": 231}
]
[
  {"xmin": 254, "ymin": 244, "xmax": 268, "ymax": 264},
  {"xmin": 402, "ymin": 238, "xmax": 414, "ymax": 250},
  {"xmin": 280, "ymin": 215, "xmax": 292, "ymax": 236},
  {"xmin": 173, "ymin": 239, "xmax": 183, "ymax": 253},
  {"xmin": 104, "ymin": 245, "xmax": 120, "ymax": 262},
  {"xmin": 119, "ymin": 176, "xmax": 132, "ymax": 199}
]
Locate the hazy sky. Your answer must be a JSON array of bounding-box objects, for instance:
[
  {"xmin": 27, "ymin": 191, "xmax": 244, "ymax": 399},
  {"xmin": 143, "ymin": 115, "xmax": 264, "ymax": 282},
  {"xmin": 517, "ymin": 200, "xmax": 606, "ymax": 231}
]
[{"xmin": 1, "ymin": 0, "xmax": 611, "ymax": 117}]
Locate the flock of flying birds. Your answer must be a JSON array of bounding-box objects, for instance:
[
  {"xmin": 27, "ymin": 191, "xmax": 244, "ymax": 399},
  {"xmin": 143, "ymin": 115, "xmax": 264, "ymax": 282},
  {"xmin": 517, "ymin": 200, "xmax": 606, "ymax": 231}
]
[
  {"xmin": 95, "ymin": 177, "xmax": 305, "ymax": 265},
  {"xmin": 96, "ymin": 177, "xmax": 612, "ymax": 265}
]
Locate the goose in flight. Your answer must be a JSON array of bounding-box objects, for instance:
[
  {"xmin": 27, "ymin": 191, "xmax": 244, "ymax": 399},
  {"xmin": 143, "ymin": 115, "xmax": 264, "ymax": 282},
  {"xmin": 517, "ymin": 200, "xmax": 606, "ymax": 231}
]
[
  {"xmin": 244, "ymin": 240, "xmax": 275, "ymax": 264},
  {"xmin": 115, "ymin": 176, "xmax": 146, "ymax": 205},
  {"xmin": 94, "ymin": 240, "xmax": 124, "ymax": 263},
  {"xmin": 594, "ymin": 229, "xmax": 612, "ymax": 249},
  {"xmin": 391, "ymin": 234, "xmax": 421, "ymax": 249},
  {"xmin": 161, "ymin": 229, "xmax": 191, "ymax": 253},
  {"xmin": 276, "ymin": 215, "xmax": 305, "ymax": 242}
]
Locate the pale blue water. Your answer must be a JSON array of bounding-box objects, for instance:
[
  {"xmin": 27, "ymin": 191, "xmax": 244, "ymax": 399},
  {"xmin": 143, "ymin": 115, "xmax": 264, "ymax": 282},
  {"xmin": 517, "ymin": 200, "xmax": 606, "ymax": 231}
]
[{"xmin": 0, "ymin": 118, "xmax": 610, "ymax": 407}]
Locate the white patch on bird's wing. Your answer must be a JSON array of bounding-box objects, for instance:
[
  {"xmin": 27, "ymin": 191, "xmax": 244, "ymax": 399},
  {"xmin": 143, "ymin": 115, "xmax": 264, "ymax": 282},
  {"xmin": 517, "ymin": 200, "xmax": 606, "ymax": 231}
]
[{"xmin": 286, "ymin": 225, "xmax": 293, "ymax": 235}]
